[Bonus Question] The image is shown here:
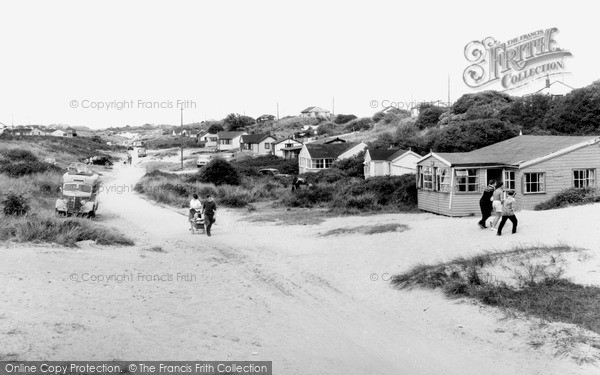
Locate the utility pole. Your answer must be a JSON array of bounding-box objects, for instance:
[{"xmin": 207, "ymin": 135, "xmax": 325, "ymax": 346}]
[
  {"xmin": 276, "ymin": 102, "xmax": 279, "ymax": 120},
  {"xmin": 180, "ymin": 107, "xmax": 184, "ymax": 169},
  {"xmin": 332, "ymin": 96, "xmax": 335, "ymax": 117},
  {"xmin": 447, "ymin": 74, "xmax": 451, "ymax": 127}
]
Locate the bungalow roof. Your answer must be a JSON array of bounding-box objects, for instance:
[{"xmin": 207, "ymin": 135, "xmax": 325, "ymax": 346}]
[
  {"xmin": 241, "ymin": 133, "xmax": 274, "ymax": 143},
  {"xmin": 305, "ymin": 142, "xmax": 358, "ymax": 159},
  {"xmin": 368, "ymin": 149, "xmax": 400, "ymax": 161},
  {"xmin": 218, "ymin": 131, "xmax": 246, "ymax": 140},
  {"xmin": 432, "ymin": 135, "xmax": 600, "ymax": 167}
]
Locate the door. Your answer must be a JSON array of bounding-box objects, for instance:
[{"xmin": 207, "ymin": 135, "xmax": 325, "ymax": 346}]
[{"xmin": 486, "ymin": 168, "xmax": 503, "ymax": 186}]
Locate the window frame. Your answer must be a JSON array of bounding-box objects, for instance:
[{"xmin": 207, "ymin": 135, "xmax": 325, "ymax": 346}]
[
  {"xmin": 522, "ymin": 172, "xmax": 546, "ymax": 194},
  {"xmin": 503, "ymin": 170, "xmax": 516, "ymax": 190},
  {"xmin": 455, "ymin": 168, "xmax": 479, "ymax": 193},
  {"xmin": 572, "ymin": 168, "xmax": 596, "ymax": 188}
]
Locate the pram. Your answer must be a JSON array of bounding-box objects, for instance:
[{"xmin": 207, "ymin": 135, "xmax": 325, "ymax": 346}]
[{"xmin": 189, "ymin": 210, "xmax": 205, "ymax": 234}]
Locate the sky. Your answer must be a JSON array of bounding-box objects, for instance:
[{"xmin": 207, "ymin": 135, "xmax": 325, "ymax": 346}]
[{"xmin": 0, "ymin": 0, "xmax": 596, "ymax": 129}]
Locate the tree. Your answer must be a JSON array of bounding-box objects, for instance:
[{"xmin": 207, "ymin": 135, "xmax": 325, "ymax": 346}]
[
  {"xmin": 415, "ymin": 105, "xmax": 446, "ymax": 129},
  {"xmin": 223, "ymin": 113, "xmax": 255, "ymax": 131},
  {"xmin": 541, "ymin": 81, "xmax": 600, "ymax": 135},
  {"xmin": 198, "ymin": 159, "xmax": 240, "ymax": 185},
  {"xmin": 317, "ymin": 122, "xmax": 336, "ymax": 135},
  {"xmin": 451, "ymin": 90, "xmax": 514, "ymax": 115},
  {"xmin": 207, "ymin": 123, "xmax": 224, "ymax": 133},
  {"xmin": 333, "ymin": 114, "xmax": 357, "ymax": 125},
  {"xmin": 332, "ymin": 151, "xmax": 365, "ymax": 178},
  {"xmin": 499, "ymin": 94, "xmax": 553, "ymax": 133},
  {"xmin": 430, "ymin": 118, "xmax": 520, "ymax": 152}
]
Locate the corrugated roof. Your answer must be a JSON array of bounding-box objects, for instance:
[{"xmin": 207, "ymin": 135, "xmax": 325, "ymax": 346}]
[
  {"xmin": 218, "ymin": 131, "xmax": 246, "ymax": 140},
  {"xmin": 241, "ymin": 133, "xmax": 274, "ymax": 143},
  {"xmin": 305, "ymin": 142, "xmax": 358, "ymax": 158},
  {"xmin": 435, "ymin": 135, "xmax": 599, "ymax": 166}
]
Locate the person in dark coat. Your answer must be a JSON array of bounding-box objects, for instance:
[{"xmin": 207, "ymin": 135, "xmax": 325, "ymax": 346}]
[
  {"xmin": 202, "ymin": 194, "xmax": 217, "ymax": 237},
  {"xmin": 477, "ymin": 179, "xmax": 496, "ymax": 229}
]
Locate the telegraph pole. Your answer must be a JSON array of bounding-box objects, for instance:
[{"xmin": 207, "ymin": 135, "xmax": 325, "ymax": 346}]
[{"xmin": 180, "ymin": 107, "xmax": 184, "ymax": 169}]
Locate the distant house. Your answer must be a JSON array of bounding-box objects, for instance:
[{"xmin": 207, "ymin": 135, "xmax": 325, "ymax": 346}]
[
  {"xmin": 416, "ymin": 135, "xmax": 600, "ymax": 216},
  {"xmin": 532, "ymin": 76, "xmax": 573, "ymax": 98},
  {"xmin": 364, "ymin": 148, "xmax": 421, "ymax": 178},
  {"xmin": 198, "ymin": 132, "xmax": 218, "ymax": 147},
  {"xmin": 30, "ymin": 127, "xmax": 48, "ymax": 136},
  {"xmin": 217, "ymin": 131, "xmax": 247, "ymax": 151},
  {"xmin": 300, "ymin": 106, "xmax": 331, "ymax": 119},
  {"xmin": 172, "ymin": 128, "xmax": 189, "ymax": 137},
  {"xmin": 299, "ymin": 142, "xmax": 367, "ymax": 173},
  {"xmin": 273, "ymin": 138, "xmax": 303, "ymax": 159},
  {"xmin": 240, "ymin": 133, "xmax": 277, "ymax": 155},
  {"xmin": 12, "ymin": 127, "xmax": 33, "ymax": 136},
  {"xmin": 64, "ymin": 128, "xmax": 77, "ymax": 137},
  {"xmin": 256, "ymin": 114, "xmax": 276, "ymax": 123}
]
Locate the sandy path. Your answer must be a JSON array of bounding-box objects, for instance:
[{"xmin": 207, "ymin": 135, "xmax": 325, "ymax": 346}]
[{"xmin": 1, "ymin": 159, "xmax": 599, "ymax": 374}]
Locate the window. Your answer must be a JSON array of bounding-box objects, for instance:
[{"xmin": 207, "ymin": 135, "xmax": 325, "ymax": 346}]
[
  {"xmin": 264, "ymin": 143, "xmax": 270, "ymax": 150},
  {"xmin": 435, "ymin": 168, "xmax": 451, "ymax": 192},
  {"xmin": 523, "ymin": 172, "xmax": 545, "ymax": 193},
  {"xmin": 504, "ymin": 170, "xmax": 515, "ymax": 190},
  {"xmin": 220, "ymin": 139, "xmax": 231, "ymax": 145},
  {"xmin": 418, "ymin": 166, "xmax": 434, "ymax": 190},
  {"xmin": 573, "ymin": 169, "xmax": 595, "ymax": 188},
  {"xmin": 456, "ymin": 169, "xmax": 478, "ymax": 192}
]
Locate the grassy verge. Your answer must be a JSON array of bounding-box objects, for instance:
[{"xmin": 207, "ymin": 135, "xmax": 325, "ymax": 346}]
[
  {"xmin": 391, "ymin": 245, "xmax": 600, "ymax": 334},
  {"xmin": 0, "ymin": 213, "xmax": 134, "ymax": 247},
  {"xmin": 134, "ymin": 169, "xmax": 286, "ymax": 208}
]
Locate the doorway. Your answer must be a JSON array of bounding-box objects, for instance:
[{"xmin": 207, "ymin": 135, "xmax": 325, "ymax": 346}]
[{"xmin": 486, "ymin": 168, "xmax": 503, "ymax": 186}]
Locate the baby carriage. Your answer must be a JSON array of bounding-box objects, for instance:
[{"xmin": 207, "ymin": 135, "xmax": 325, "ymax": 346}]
[{"xmin": 189, "ymin": 210, "xmax": 205, "ymax": 234}]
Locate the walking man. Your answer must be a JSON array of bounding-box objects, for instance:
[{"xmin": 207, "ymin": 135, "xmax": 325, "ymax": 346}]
[
  {"xmin": 477, "ymin": 179, "xmax": 496, "ymax": 229},
  {"xmin": 202, "ymin": 194, "xmax": 217, "ymax": 237}
]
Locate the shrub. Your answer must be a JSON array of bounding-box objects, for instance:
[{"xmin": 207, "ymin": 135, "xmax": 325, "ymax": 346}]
[
  {"xmin": 3, "ymin": 149, "xmax": 38, "ymax": 162},
  {"xmin": 344, "ymin": 117, "xmax": 373, "ymax": 132},
  {"xmin": 2, "ymin": 193, "xmax": 30, "ymax": 216},
  {"xmin": 372, "ymin": 111, "xmax": 386, "ymax": 123},
  {"xmin": 333, "ymin": 114, "xmax": 357, "ymax": 125},
  {"xmin": 332, "ymin": 151, "xmax": 365, "ymax": 178},
  {"xmin": 283, "ymin": 185, "xmax": 335, "ymax": 207},
  {"xmin": 198, "ymin": 159, "xmax": 241, "ymax": 185},
  {"xmin": 534, "ymin": 187, "xmax": 600, "ymax": 210}
]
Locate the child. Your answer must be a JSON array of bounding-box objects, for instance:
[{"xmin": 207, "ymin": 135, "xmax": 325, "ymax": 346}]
[{"xmin": 497, "ymin": 190, "xmax": 517, "ymax": 236}]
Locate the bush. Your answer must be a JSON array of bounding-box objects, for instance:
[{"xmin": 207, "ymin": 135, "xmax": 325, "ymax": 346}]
[
  {"xmin": 2, "ymin": 193, "xmax": 30, "ymax": 216},
  {"xmin": 344, "ymin": 117, "xmax": 373, "ymax": 132},
  {"xmin": 331, "ymin": 151, "xmax": 365, "ymax": 178},
  {"xmin": 283, "ymin": 185, "xmax": 335, "ymax": 207},
  {"xmin": 534, "ymin": 187, "xmax": 600, "ymax": 210},
  {"xmin": 197, "ymin": 159, "xmax": 241, "ymax": 186},
  {"xmin": 372, "ymin": 111, "xmax": 386, "ymax": 123},
  {"xmin": 333, "ymin": 114, "xmax": 357, "ymax": 125}
]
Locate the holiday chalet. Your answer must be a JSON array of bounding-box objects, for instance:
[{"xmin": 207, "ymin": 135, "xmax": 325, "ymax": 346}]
[{"xmin": 416, "ymin": 135, "xmax": 600, "ymax": 216}]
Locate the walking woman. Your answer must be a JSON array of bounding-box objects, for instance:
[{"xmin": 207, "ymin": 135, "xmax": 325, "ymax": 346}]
[
  {"xmin": 477, "ymin": 179, "xmax": 496, "ymax": 229},
  {"xmin": 489, "ymin": 181, "xmax": 504, "ymax": 231}
]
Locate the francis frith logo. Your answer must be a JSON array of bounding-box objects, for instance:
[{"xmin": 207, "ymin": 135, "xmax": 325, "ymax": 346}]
[{"xmin": 463, "ymin": 27, "xmax": 572, "ymax": 90}]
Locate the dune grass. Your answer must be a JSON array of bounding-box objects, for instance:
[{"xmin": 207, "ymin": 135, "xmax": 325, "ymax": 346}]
[
  {"xmin": 0, "ymin": 213, "xmax": 134, "ymax": 247},
  {"xmin": 391, "ymin": 244, "xmax": 600, "ymax": 336}
]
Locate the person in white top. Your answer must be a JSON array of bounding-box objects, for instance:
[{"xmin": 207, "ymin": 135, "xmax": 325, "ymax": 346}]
[{"xmin": 189, "ymin": 193, "xmax": 203, "ymax": 230}]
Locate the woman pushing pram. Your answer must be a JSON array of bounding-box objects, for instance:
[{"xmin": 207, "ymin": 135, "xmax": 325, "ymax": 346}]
[{"xmin": 189, "ymin": 193, "xmax": 205, "ymax": 234}]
